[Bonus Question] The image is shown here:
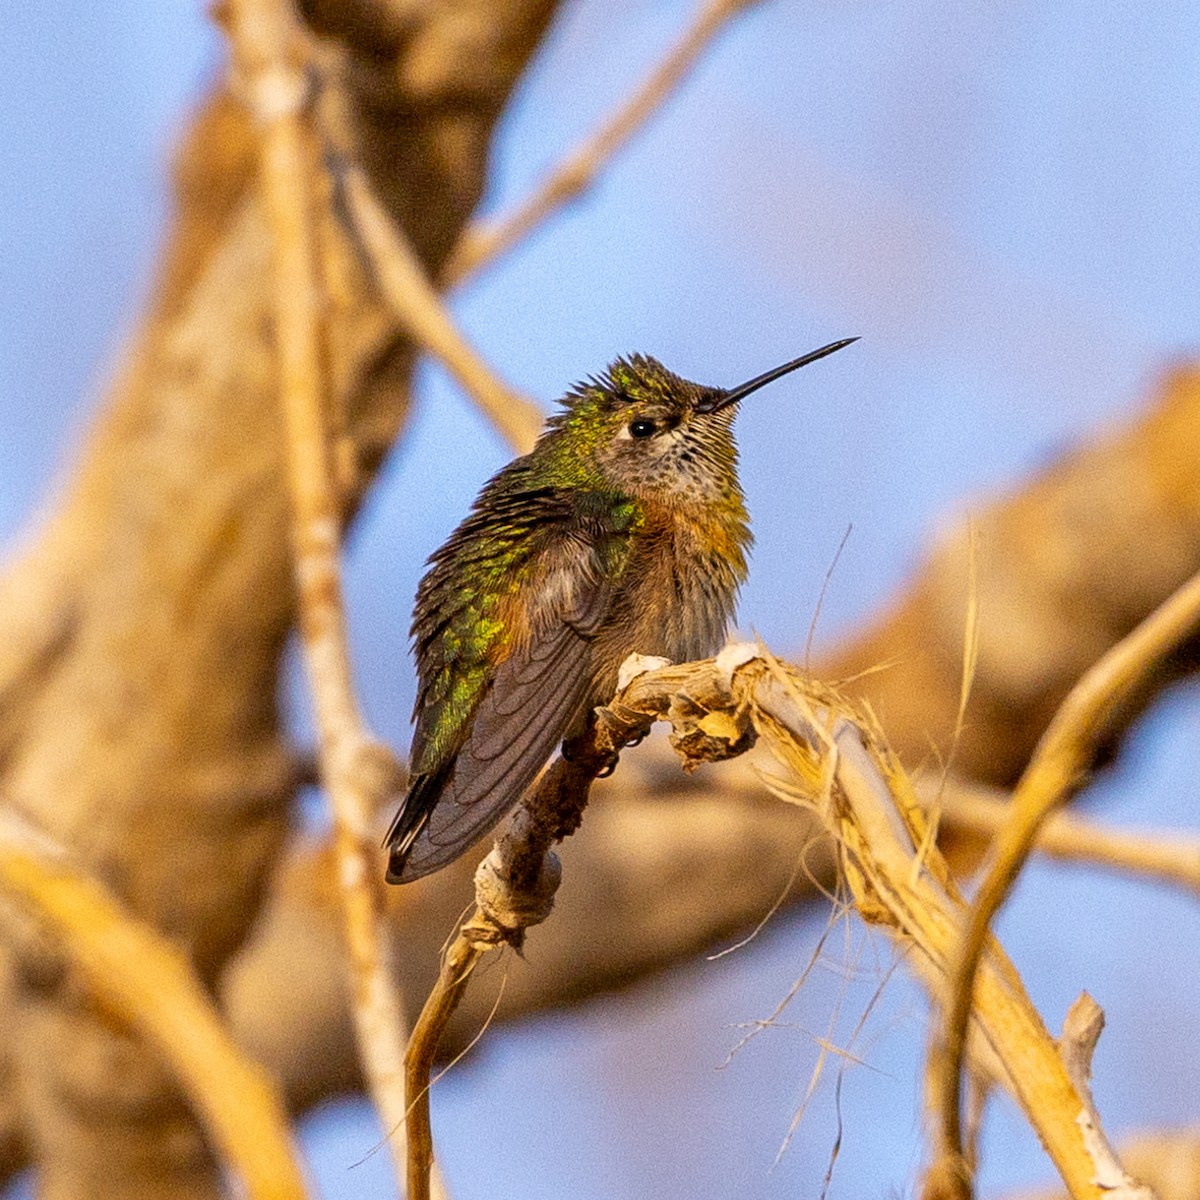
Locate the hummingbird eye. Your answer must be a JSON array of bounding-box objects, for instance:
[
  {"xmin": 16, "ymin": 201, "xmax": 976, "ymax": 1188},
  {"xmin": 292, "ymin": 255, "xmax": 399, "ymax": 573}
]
[{"xmin": 628, "ymin": 417, "xmax": 658, "ymax": 439}]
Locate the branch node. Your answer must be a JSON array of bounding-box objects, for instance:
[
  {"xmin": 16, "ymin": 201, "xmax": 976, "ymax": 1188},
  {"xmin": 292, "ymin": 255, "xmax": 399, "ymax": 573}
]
[
  {"xmin": 1059, "ymin": 991, "xmax": 1104, "ymax": 1093},
  {"xmin": 617, "ymin": 652, "xmax": 672, "ymax": 691},
  {"xmin": 473, "ymin": 847, "xmax": 561, "ymax": 944},
  {"xmin": 1056, "ymin": 994, "xmax": 1156, "ymax": 1199}
]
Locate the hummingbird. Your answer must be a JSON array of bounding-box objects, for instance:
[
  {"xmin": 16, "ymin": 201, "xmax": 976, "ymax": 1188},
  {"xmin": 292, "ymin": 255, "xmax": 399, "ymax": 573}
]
[{"xmin": 385, "ymin": 338, "xmax": 857, "ymax": 883}]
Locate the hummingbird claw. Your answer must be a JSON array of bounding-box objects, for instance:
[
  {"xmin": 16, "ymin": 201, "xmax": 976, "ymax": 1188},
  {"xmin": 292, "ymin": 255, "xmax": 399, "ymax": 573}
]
[
  {"xmin": 594, "ymin": 753, "xmax": 620, "ymax": 779},
  {"xmin": 623, "ymin": 730, "xmax": 646, "ymax": 749}
]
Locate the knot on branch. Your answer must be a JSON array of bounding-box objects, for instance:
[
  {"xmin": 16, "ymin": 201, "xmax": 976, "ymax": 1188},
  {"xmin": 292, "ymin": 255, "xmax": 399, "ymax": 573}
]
[
  {"xmin": 664, "ymin": 694, "xmax": 756, "ymax": 768},
  {"xmin": 473, "ymin": 847, "xmax": 561, "ymax": 945}
]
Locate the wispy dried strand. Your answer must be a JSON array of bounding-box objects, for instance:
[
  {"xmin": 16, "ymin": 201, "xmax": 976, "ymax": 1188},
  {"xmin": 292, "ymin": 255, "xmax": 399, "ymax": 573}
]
[{"xmin": 442, "ymin": 0, "xmax": 762, "ymax": 286}]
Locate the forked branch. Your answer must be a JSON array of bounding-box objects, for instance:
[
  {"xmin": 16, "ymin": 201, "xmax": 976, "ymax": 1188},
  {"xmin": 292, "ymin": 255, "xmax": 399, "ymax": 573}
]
[
  {"xmin": 338, "ymin": 160, "xmax": 544, "ymax": 455},
  {"xmin": 408, "ymin": 646, "xmax": 1150, "ymax": 1200}
]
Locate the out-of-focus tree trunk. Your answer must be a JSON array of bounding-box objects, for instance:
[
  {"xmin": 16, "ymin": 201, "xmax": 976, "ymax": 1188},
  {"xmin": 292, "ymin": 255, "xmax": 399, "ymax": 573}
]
[
  {"xmin": 824, "ymin": 366, "xmax": 1200, "ymax": 787},
  {"xmin": 0, "ymin": 2, "xmax": 557, "ymax": 1194}
]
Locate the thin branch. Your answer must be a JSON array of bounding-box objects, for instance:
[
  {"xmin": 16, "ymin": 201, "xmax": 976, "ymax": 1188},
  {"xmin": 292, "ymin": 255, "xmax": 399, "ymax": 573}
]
[
  {"xmin": 338, "ymin": 160, "xmax": 544, "ymax": 455},
  {"xmin": 0, "ymin": 817, "xmax": 307, "ymax": 1200},
  {"xmin": 404, "ymin": 933, "xmax": 487, "ymax": 1200},
  {"xmin": 405, "ymin": 705, "xmax": 652, "ymax": 1200},
  {"xmin": 222, "ymin": 2, "xmax": 423, "ymax": 1191},
  {"xmin": 442, "ymin": 0, "xmax": 762, "ymax": 286},
  {"xmin": 936, "ymin": 568, "xmax": 1200, "ymax": 1197},
  {"xmin": 932, "ymin": 778, "xmax": 1200, "ymax": 898}
]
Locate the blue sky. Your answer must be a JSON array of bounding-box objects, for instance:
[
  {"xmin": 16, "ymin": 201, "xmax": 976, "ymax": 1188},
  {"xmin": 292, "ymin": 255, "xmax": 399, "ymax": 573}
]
[{"xmin": 3, "ymin": 2, "xmax": 1200, "ymax": 1197}]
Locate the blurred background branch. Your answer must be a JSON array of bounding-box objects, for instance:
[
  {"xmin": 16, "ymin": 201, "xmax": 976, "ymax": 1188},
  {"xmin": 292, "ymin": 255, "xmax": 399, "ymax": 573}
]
[
  {"xmin": 441, "ymin": 0, "xmax": 763, "ymax": 286},
  {"xmin": 0, "ymin": 815, "xmax": 308, "ymax": 1200},
  {"xmin": 0, "ymin": 0, "xmax": 558, "ymax": 1194},
  {"xmin": 1, "ymin": 1, "xmax": 1199, "ymax": 1198}
]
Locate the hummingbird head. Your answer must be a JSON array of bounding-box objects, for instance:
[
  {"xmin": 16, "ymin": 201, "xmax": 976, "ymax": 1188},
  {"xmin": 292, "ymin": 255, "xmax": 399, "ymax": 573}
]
[{"xmin": 546, "ymin": 339, "xmax": 857, "ymax": 505}]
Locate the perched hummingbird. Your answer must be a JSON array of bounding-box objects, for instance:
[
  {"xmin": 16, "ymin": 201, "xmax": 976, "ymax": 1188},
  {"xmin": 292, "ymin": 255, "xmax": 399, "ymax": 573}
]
[{"xmin": 385, "ymin": 338, "xmax": 857, "ymax": 883}]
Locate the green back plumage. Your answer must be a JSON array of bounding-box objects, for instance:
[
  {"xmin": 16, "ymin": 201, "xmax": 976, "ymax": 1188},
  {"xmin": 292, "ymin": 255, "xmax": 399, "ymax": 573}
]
[{"xmin": 409, "ymin": 458, "xmax": 640, "ymax": 773}]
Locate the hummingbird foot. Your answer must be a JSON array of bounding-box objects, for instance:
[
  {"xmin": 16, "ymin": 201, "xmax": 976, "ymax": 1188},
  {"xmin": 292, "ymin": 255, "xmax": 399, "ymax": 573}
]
[{"xmin": 594, "ymin": 752, "xmax": 620, "ymax": 779}]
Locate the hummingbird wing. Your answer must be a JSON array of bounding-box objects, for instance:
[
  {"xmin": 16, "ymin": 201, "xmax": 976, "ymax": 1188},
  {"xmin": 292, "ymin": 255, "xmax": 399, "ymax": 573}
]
[
  {"xmin": 387, "ymin": 568, "xmax": 610, "ymax": 882},
  {"xmin": 386, "ymin": 478, "xmax": 627, "ymax": 882}
]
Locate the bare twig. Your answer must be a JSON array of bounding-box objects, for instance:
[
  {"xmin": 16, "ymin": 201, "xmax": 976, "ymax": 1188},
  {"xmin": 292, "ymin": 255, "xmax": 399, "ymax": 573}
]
[
  {"xmin": 442, "ymin": 0, "xmax": 762, "ymax": 286},
  {"xmin": 338, "ymin": 161, "xmax": 544, "ymax": 455},
  {"xmin": 936, "ymin": 569, "xmax": 1200, "ymax": 1197},
  {"xmin": 0, "ymin": 816, "xmax": 307, "ymax": 1200},
  {"xmin": 931, "ymin": 778, "xmax": 1200, "ymax": 898},
  {"xmin": 1055, "ymin": 996, "xmax": 1154, "ymax": 1200},
  {"xmin": 405, "ymin": 705, "xmax": 651, "ymax": 1200},
  {"xmin": 222, "ymin": 2, "xmax": 419, "ymax": 1190}
]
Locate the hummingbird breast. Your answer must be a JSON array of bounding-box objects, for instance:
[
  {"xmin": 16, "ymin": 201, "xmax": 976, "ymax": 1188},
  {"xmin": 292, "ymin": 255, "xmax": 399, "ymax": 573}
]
[{"xmin": 587, "ymin": 499, "xmax": 750, "ymax": 704}]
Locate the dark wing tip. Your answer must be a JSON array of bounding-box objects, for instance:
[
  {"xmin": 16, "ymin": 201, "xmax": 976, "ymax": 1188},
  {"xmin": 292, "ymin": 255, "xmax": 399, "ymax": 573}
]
[
  {"xmin": 383, "ymin": 767, "xmax": 447, "ymax": 883},
  {"xmin": 384, "ymin": 817, "xmax": 428, "ymax": 883}
]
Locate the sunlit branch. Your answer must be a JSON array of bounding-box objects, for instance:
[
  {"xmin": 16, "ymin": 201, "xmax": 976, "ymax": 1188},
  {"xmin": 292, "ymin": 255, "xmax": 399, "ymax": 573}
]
[
  {"xmin": 442, "ymin": 0, "xmax": 762, "ymax": 286},
  {"xmin": 934, "ymin": 569, "xmax": 1200, "ymax": 1197},
  {"xmin": 222, "ymin": 2, "xmax": 428, "ymax": 1191}
]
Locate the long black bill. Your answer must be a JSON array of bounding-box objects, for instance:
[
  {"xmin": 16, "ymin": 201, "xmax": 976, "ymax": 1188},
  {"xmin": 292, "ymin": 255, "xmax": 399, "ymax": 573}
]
[{"xmin": 695, "ymin": 337, "xmax": 858, "ymax": 414}]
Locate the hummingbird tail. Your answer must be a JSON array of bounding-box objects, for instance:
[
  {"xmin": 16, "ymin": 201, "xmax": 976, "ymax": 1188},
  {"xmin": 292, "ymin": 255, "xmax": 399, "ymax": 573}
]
[{"xmin": 383, "ymin": 768, "xmax": 445, "ymax": 883}]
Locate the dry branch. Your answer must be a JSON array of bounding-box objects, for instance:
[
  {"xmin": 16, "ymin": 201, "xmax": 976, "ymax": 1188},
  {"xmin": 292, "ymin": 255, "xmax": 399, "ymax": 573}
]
[
  {"xmin": 1055, "ymin": 995, "xmax": 1154, "ymax": 1200},
  {"xmin": 1013, "ymin": 1130, "xmax": 1200, "ymax": 1200},
  {"xmin": 404, "ymin": 643, "xmax": 1156, "ymax": 1200},
  {"xmin": 600, "ymin": 648, "xmax": 1152, "ymax": 1200},
  {"xmin": 936, "ymin": 568, "xmax": 1200, "ymax": 1196},
  {"xmin": 442, "ymin": 0, "xmax": 762, "ymax": 285},
  {"xmin": 339, "ymin": 162, "xmax": 544, "ymax": 454},
  {"xmin": 404, "ymin": 705, "xmax": 652, "ymax": 1200},
  {"xmin": 0, "ymin": 817, "xmax": 306, "ymax": 1200}
]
